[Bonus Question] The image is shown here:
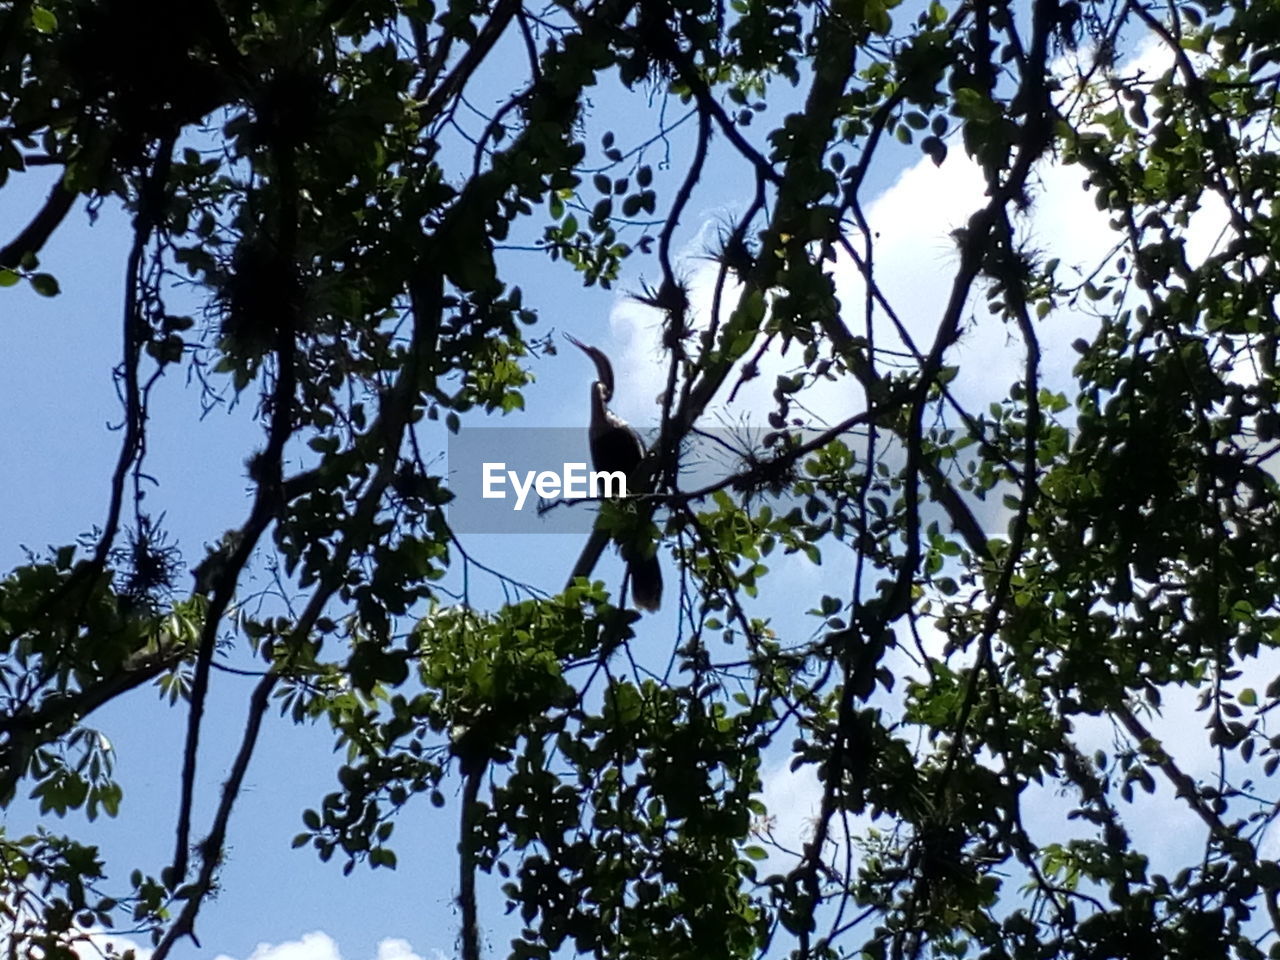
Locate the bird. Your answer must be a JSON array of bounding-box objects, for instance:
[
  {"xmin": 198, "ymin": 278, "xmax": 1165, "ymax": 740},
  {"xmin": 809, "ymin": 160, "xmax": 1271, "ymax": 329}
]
[{"xmin": 564, "ymin": 332, "xmax": 663, "ymax": 612}]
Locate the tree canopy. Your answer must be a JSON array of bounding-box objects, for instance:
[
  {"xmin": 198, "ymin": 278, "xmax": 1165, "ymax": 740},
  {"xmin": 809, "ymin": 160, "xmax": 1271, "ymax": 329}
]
[{"xmin": 3, "ymin": 0, "xmax": 1280, "ymax": 958}]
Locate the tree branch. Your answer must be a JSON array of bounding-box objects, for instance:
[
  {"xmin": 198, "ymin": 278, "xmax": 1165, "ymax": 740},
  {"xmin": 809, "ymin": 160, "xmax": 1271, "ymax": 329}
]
[{"xmin": 0, "ymin": 176, "xmax": 74, "ymax": 270}]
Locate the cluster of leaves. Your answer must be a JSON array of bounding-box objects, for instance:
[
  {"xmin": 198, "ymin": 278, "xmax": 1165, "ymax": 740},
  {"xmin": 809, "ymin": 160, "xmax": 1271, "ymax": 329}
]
[{"xmin": 3, "ymin": 0, "xmax": 1280, "ymax": 958}]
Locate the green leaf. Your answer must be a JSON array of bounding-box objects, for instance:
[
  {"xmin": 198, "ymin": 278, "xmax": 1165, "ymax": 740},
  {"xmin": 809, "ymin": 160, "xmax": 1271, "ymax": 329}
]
[
  {"xmin": 0, "ymin": 269, "xmax": 19, "ymax": 287},
  {"xmin": 30, "ymin": 273, "xmax": 60, "ymax": 297},
  {"xmin": 31, "ymin": 5, "xmax": 57, "ymax": 33},
  {"xmin": 921, "ymin": 135, "xmax": 947, "ymax": 166}
]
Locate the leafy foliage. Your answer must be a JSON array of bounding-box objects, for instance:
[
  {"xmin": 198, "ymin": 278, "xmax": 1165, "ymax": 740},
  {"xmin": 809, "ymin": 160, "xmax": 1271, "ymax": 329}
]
[{"xmin": 3, "ymin": 0, "xmax": 1280, "ymax": 958}]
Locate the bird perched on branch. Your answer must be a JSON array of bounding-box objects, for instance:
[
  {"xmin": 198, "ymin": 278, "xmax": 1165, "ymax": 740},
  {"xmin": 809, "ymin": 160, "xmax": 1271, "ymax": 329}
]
[{"xmin": 565, "ymin": 333, "xmax": 662, "ymax": 612}]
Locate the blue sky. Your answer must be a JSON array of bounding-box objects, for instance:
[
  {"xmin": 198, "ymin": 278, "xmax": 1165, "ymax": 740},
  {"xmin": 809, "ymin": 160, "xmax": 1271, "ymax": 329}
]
[{"xmin": 2, "ymin": 30, "xmax": 1266, "ymax": 960}]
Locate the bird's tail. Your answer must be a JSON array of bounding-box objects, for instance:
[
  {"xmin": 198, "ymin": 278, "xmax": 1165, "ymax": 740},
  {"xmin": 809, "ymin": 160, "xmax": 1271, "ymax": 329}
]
[{"xmin": 629, "ymin": 553, "xmax": 662, "ymax": 612}]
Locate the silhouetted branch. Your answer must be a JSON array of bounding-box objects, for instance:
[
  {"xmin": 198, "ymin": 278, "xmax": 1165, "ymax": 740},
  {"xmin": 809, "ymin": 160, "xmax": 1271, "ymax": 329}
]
[{"xmin": 0, "ymin": 176, "xmax": 74, "ymax": 270}]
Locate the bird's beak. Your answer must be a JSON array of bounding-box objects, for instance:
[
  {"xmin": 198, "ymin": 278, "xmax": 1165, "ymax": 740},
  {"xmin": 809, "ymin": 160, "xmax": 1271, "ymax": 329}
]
[{"xmin": 562, "ymin": 332, "xmax": 615, "ymax": 400}]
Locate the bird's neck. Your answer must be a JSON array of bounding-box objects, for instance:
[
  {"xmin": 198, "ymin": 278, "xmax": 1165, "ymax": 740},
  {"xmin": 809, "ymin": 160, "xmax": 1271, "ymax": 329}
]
[{"xmin": 589, "ymin": 382, "xmax": 611, "ymax": 430}]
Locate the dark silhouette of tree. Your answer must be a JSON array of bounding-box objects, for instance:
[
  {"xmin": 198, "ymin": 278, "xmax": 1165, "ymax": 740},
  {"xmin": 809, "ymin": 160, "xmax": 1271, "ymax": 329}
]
[{"xmin": 2, "ymin": 0, "xmax": 1280, "ymax": 958}]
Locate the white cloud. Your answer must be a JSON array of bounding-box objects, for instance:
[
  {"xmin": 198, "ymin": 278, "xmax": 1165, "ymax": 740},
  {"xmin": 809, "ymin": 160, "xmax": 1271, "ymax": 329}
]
[
  {"xmin": 213, "ymin": 931, "xmax": 341, "ymax": 960},
  {"xmin": 606, "ymin": 37, "xmax": 1245, "ymax": 442},
  {"xmin": 1263, "ymin": 822, "xmax": 1280, "ymax": 861},
  {"xmin": 375, "ymin": 939, "xmax": 435, "ymax": 960},
  {"xmin": 212, "ymin": 933, "xmax": 443, "ymax": 960},
  {"xmin": 753, "ymin": 747, "xmax": 885, "ymax": 884},
  {"xmin": 755, "ymin": 752, "xmax": 823, "ymax": 862},
  {"xmin": 73, "ymin": 929, "xmax": 153, "ymax": 960}
]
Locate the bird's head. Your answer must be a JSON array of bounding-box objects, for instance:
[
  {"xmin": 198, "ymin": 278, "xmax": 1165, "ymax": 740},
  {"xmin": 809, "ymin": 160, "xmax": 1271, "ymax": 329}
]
[{"xmin": 564, "ymin": 332, "xmax": 615, "ymax": 403}]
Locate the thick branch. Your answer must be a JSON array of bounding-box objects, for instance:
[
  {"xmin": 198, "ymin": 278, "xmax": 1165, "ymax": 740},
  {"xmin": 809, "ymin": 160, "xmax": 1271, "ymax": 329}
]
[
  {"xmin": 458, "ymin": 764, "xmax": 484, "ymax": 960},
  {"xmin": 419, "ymin": 0, "xmax": 521, "ymax": 126},
  {"xmin": 0, "ymin": 176, "xmax": 75, "ymax": 270}
]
